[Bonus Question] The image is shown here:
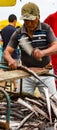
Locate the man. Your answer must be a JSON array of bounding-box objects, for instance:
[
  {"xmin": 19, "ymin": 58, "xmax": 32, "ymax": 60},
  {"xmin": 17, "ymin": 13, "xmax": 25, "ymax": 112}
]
[
  {"xmin": 1, "ymin": 14, "xmax": 20, "ymax": 91},
  {"xmin": 44, "ymin": 12, "xmax": 57, "ymax": 89},
  {"xmin": 4, "ymin": 2, "xmax": 57, "ymax": 96}
]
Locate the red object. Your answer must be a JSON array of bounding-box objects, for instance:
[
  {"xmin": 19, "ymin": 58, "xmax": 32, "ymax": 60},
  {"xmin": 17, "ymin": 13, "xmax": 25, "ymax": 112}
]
[{"xmin": 44, "ymin": 12, "xmax": 57, "ymax": 89}]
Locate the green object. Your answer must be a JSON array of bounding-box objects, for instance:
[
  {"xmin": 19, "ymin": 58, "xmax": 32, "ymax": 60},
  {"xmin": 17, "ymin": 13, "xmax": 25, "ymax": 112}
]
[{"xmin": 0, "ymin": 65, "xmax": 9, "ymax": 69}]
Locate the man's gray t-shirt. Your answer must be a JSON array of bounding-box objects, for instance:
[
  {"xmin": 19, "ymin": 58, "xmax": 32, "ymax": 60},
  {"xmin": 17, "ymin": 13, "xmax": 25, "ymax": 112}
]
[{"xmin": 8, "ymin": 22, "xmax": 57, "ymax": 67}]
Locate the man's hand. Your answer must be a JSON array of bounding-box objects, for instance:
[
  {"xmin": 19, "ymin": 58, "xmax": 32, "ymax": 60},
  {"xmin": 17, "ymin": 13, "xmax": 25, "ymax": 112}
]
[
  {"xmin": 33, "ymin": 48, "xmax": 43, "ymax": 61},
  {"xmin": 8, "ymin": 59, "xmax": 18, "ymax": 69}
]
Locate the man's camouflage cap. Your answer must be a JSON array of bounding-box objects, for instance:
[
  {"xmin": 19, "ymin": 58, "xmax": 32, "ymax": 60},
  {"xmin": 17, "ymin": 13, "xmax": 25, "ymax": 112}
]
[{"xmin": 20, "ymin": 2, "xmax": 40, "ymax": 20}]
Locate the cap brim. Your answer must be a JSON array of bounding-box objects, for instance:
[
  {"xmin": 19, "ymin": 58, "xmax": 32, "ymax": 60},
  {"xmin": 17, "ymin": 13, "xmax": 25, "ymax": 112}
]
[{"xmin": 20, "ymin": 15, "xmax": 37, "ymax": 20}]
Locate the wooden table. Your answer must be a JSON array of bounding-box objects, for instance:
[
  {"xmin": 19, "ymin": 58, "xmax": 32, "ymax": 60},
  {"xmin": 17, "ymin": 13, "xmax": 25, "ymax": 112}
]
[
  {"xmin": 0, "ymin": 68, "xmax": 49, "ymax": 82},
  {"xmin": 0, "ymin": 67, "xmax": 49, "ymax": 93}
]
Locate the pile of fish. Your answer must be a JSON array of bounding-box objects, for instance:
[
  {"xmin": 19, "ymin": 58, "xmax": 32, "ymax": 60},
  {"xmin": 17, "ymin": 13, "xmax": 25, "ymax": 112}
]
[{"xmin": 0, "ymin": 91, "xmax": 57, "ymax": 130}]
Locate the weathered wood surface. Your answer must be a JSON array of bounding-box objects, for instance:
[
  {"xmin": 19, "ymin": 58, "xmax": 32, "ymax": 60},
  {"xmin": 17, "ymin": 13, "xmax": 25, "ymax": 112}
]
[{"xmin": 0, "ymin": 68, "xmax": 49, "ymax": 82}]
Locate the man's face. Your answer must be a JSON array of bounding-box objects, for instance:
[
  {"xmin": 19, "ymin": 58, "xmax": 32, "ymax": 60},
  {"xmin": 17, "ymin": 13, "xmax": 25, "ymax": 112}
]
[{"xmin": 24, "ymin": 17, "xmax": 39, "ymax": 31}]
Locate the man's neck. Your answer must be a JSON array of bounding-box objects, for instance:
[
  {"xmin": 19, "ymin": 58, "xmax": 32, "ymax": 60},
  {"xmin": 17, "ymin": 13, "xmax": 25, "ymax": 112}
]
[
  {"xmin": 27, "ymin": 29, "xmax": 34, "ymax": 38},
  {"xmin": 9, "ymin": 22, "xmax": 14, "ymax": 27}
]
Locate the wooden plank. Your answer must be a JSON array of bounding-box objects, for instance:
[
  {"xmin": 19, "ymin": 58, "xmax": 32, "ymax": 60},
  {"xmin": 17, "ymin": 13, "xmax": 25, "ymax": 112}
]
[{"xmin": 0, "ymin": 68, "xmax": 49, "ymax": 82}]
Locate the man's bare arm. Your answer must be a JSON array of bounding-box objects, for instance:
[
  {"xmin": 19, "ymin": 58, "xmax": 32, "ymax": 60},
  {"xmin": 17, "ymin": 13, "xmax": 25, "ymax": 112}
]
[
  {"xmin": 33, "ymin": 41, "xmax": 57, "ymax": 60},
  {"xmin": 4, "ymin": 46, "xmax": 18, "ymax": 69}
]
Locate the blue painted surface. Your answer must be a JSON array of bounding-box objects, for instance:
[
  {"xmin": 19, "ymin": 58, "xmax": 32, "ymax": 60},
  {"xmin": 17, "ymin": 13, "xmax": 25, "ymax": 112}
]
[
  {"xmin": 0, "ymin": 45, "xmax": 3, "ymax": 62},
  {"xmin": 0, "ymin": 88, "xmax": 11, "ymax": 124}
]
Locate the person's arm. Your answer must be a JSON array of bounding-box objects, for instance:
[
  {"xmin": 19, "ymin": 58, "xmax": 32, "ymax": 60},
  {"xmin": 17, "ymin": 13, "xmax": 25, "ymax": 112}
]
[
  {"xmin": 33, "ymin": 41, "xmax": 57, "ymax": 60},
  {"xmin": 4, "ymin": 46, "xmax": 18, "ymax": 69}
]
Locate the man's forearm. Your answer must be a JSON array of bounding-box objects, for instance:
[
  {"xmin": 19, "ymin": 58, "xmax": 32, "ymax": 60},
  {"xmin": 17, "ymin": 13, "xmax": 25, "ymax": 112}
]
[
  {"xmin": 33, "ymin": 42, "xmax": 57, "ymax": 60},
  {"xmin": 42, "ymin": 42, "xmax": 57, "ymax": 57},
  {"xmin": 4, "ymin": 50, "xmax": 13, "ymax": 64},
  {"xmin": 4, "ymin": 50, "xmax": 18, "ymax": 69}
]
